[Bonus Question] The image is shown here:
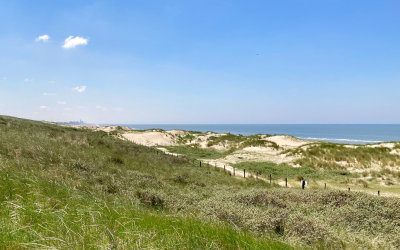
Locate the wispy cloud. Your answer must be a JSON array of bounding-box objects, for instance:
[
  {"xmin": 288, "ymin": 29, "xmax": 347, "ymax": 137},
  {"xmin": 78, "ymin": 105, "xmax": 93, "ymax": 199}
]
[
  {"xmin": 62, "ymin": 36, "xmax": 88, "ymax": 49},
  {"xmin": 24, "ymin": 78, "xmax": 34, "ymax": 83},
  {"xmin": 43, "ymin": 92, "xmax": 56, "ymax": 96},
  {"xmin": 39, "ymin": 105, "xmax": 49, "ymax": 110},
  {"xmin": 35, "ymin": 34, "xmax": 50, "ymax": 42},
  {"xmin": 1, "ymin": 76, "xmax": 7, "ymax": 81},
  {"xmin": 57, "ymin": 101, "xmax": 67, "ymax": 105},
  {"xmin": 73, "ymin": 85, "xmax": 87, "ymax": 93}
]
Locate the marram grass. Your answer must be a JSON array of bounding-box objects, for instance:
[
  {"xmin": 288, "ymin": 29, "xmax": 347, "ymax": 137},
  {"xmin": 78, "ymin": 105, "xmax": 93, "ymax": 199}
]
[
  {"xmin": 1, "ymin": 115, "xmax": 400, "ymax": 248},
  {"xmin": 0, "ymin": 171, "xmax": 287, "ymax": 249}
]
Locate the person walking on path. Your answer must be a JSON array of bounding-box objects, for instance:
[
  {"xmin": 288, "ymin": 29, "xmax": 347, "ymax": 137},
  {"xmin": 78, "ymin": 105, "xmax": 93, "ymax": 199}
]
[{"xmin": 301, "ymin": 179, "xmax": 307, "ymax": 189}]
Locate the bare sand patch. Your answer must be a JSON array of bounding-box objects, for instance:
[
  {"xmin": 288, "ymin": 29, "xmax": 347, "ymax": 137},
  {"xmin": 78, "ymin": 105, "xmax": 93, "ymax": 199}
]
[
  {"xmin": 265, "ymin": 135, "xmax": 310, "ymax": 149},
  {"xmin": 367, "ymin": 143, "xmax": 397, "ymax": 149},
  {"xmin": 122, "ymin": 131, "xmax": 176, "ymax": 146}
]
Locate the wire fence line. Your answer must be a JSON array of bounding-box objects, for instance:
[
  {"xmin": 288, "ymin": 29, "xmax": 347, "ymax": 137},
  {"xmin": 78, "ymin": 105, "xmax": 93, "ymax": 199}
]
[{"xmin": 156, "ymin": 147, "xmax": 385, "ymax": 197}]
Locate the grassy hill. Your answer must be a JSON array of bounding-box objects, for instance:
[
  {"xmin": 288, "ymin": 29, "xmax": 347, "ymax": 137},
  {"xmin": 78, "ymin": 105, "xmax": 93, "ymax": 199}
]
[{"xmin": 1, "ymin": 115, "xmax": 400, "ymax": 248}]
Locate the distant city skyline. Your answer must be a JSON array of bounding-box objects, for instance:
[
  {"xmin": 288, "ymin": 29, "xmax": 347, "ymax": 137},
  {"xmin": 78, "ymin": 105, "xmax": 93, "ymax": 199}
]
[{"xmin": 1, "ymin": 0, "xmax": 399, "ymax": 124}]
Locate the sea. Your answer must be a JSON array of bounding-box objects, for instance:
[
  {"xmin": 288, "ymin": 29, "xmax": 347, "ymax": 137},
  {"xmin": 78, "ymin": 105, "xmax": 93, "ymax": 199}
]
[{"xmin": 123, "ymin": 124, "xmax": 400, "ymax": 145}]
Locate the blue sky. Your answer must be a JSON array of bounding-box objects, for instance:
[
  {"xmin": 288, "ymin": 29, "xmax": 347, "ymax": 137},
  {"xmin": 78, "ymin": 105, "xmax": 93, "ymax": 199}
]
[{"xmin": 0, "ymin": 0, "xmax": 399, "ymax": 123}]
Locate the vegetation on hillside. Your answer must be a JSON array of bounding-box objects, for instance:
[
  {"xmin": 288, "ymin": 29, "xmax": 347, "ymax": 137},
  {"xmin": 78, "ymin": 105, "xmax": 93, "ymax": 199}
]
[
  {"xmin": 234, "ymin": 161, "xmax": 352, "ymax": 182},
  {"xmin": 166, "ymin": 145, "xmax": 230, "ymax": 159},
  {"xmin": 204, "ymin": 133, "xmax": 280, "ymax": 151},
  {"xmin": 290, "ymin": 143, "xmax": 400, "ymax": 171},
  {"xmin": 0, "ymin": 115, "xmax": 286, "ymax": 249},
  {"xmin": 1, "ymin": 115, "xmax": 400, "ymax": 248}
]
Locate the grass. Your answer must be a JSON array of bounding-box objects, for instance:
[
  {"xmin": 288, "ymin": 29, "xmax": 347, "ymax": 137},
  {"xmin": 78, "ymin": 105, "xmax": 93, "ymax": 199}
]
[
  {"xmin": 234, "ymin": 161, "xmax": 353, "ymax": 182},
  {"xmin": 176, "ymin": 133, "xmax": 199, "ymax": 144},
  {"xmin": 0, "ymin": 115, "xmax": 286, "ymax": 249},
  {"xmin": 166, "ymin": 145, "xmax": 230, "ymax": 159},
  {"xmin": 2, "ymin": 115, "xmax": 400, "ymax": 248},
  {"xmin": 290, "ymin": 143, "xmax": 400, "ymax": 170},
  {"xmin": 206, "ymin": 133, "xmax": 280, "ymax": 150},
  {"xmin": 207, "ymin": 133, "xmax": 246, "ymax": 147},
  {"xmin": 0, "ymin": 170, "xmax": 287, "ymax": 249}
]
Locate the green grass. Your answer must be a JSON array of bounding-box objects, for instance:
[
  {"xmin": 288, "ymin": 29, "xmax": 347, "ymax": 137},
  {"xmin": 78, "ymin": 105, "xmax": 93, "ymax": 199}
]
[
  {"xmin": 0, "ymin": 170, "xmax": 287, "ymax": 249},
  {"xmin": 0, "ymin": 115, "xmax": 286, "ymax": 249},
  {"xmin": 241, "ymin": 137, "xmax": 280, "ymax": 150},
  {"xmin": 290, "ymin": 143, "xmax": 400, "ymax": 170},
  {"xmin": 2, "ymin": 115, "xmax": 400, "ymax": 248},
  {"xmin": 206, "ymin": 133, "xmax": 246, "ymax": 147},
  {"xmin": 234, "ymin": 161, "xmax": 353, "ymax": 181},
  {"xmin": 205, "ymin": 133, "xmax": 280, "ymax": 150},
  {"xmin": 177, "ymin": 134, "xmax": 196, "ymax": 144},
  {"xmin": 166, "ymin": 145, "xmax": 230, "ymax": 159}
]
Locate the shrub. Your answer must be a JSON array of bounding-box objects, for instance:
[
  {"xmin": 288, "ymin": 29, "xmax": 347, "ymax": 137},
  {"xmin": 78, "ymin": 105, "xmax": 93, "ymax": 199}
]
[
  {"xmin": 173, "ymin": 174, "xmax": 190, "ymax": 184},
  {"xmin": 109, "ymin": 156, "xmax": 124, "ymax": 164},
  {"xmin": 357, "ymin": 179, "xmax": 369, "ymax": 188},
  {"xmin": 136, "ymin": 191, "xmax": 164, "ymax": 208},
  {"xmin": 237, "ymin": 192, "xmax": 287, "ymax": 208}
]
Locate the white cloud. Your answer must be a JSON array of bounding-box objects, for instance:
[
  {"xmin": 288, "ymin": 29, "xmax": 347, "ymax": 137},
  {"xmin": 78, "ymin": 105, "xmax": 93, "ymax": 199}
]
[
  {"xmin": 24, "ymin": 78, "xmax": 34, "ymax": 83},
  {"xmin": 62, "ymin": 36, "xmax": 88, "ymax": 49},
  {"xmin": 48, "ymin": 80, "xmax": 56, "ymax": 84},
  {"xmin": 35, "ymin": 34, "xmax": 50, "ymax": 42},
  {"xmin": 64, "ymin": 107, "xmax": 72, "ymax": 111},
  {"xmin": 73, "ymin": 85, "xmax": 87, "ymax": 93},
  {"xmin": 39, "ymin": 105, "xmax": 48, "ymax": 110},
  {"xmin": 1, "ymin": 76, "xmax": 7, "ymax": 81},
  {"xmin": 57, "ymin": 101, "xmax": 67, "ymax": 105},
  {"xmin": 43, "ymin": 92, "xmax": 56, "ymax": 96}
]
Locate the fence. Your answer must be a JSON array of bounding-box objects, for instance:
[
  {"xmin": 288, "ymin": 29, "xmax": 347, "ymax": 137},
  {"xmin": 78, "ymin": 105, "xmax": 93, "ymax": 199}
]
[{"xmin": 156, "ymin": 148, "xmax": 383, "ymax": 197}]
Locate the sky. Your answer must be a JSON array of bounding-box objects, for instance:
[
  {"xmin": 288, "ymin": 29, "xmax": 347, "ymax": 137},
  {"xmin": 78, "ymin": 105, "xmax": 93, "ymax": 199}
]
[{"xmin": 0, "ymin": 0, "xmax": 399, "ymax": 124}]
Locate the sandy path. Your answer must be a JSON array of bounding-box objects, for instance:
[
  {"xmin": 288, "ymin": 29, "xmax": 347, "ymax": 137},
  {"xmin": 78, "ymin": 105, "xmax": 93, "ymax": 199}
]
[
  {"xmin": 156, "ymin": 147, "xmax": 400, "ymax": 197},
  {"xmin": 157, "ymin": 147, "xmax": 258, "ymax": 178},
  {"xmin": 96, "ymin": 127, "xmax": 400, "ymax": 198},
  {"xmin": 157, "ymin": 147, "xmax": 292, "ymax": 187}
]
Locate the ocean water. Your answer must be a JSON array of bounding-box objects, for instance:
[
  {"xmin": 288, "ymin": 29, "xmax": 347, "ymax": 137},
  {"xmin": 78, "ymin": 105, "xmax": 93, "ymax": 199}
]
[{"xmin": 124, "ymin": 124, "xmax": 400, "ymax": 144}]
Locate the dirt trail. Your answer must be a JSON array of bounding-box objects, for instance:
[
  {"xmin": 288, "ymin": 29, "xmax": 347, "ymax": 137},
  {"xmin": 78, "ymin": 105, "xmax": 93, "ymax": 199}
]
[
  {"xmin": 158, "ymin": 147, "xmax": 292, "ymax": 187},
  {"xmin": 157, "ymin": 147, "xmax": 400, "ymax": 197},
  {"xmin": 95, "ymin": 127, "xmax": 400, "ymax": 198}
]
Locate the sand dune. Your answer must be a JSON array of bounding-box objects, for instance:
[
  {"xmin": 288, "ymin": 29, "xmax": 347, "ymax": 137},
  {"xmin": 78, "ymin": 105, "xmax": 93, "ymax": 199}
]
[
  {"xmin": 122, "ymin": 131, "xmax": 176, "ymax": 146},
  {"xmin": 265, "ymin": 135, "xmax": 309, "ymax": 149}
]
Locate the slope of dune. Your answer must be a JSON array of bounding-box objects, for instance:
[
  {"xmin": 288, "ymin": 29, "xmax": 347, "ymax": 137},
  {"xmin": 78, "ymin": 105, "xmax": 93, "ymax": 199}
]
[{"xmin": 3, "ymin": 116, "xmax": 398, "ymax": 248}]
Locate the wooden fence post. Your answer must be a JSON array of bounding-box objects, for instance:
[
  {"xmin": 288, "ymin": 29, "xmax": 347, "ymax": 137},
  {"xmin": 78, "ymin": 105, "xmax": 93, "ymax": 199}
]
[
  {"xmin": 324, "ymin": 183, "xmax": 326, "ymax": 189},
  {"xmin": 269, "ymin": 174, "xmax": 272, "ymax": 184},
  {"xmin": 199, "ymin": 161, "xmax": 202, "ymax": 167},
  {"xmin": 378, "ymin": 190, "xmax": 380, "ymax": 196},
  {"xmin": 285, "ymin": 178, "xmax": 288, "ymax": 187},
  {"xmin": 244, "ymin": 169, "xmax": 246, "ymax": 178},
  {"xmin": 348, "ymin": 187, "xmax": 350, "ymax": 192},
  {"xmin": 233, "ymin": 167, "xmax": 235, "ymax": 176},
  {"xmin": 224, "ymin": 165, "xmax": 226, "ymax": 172}
]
